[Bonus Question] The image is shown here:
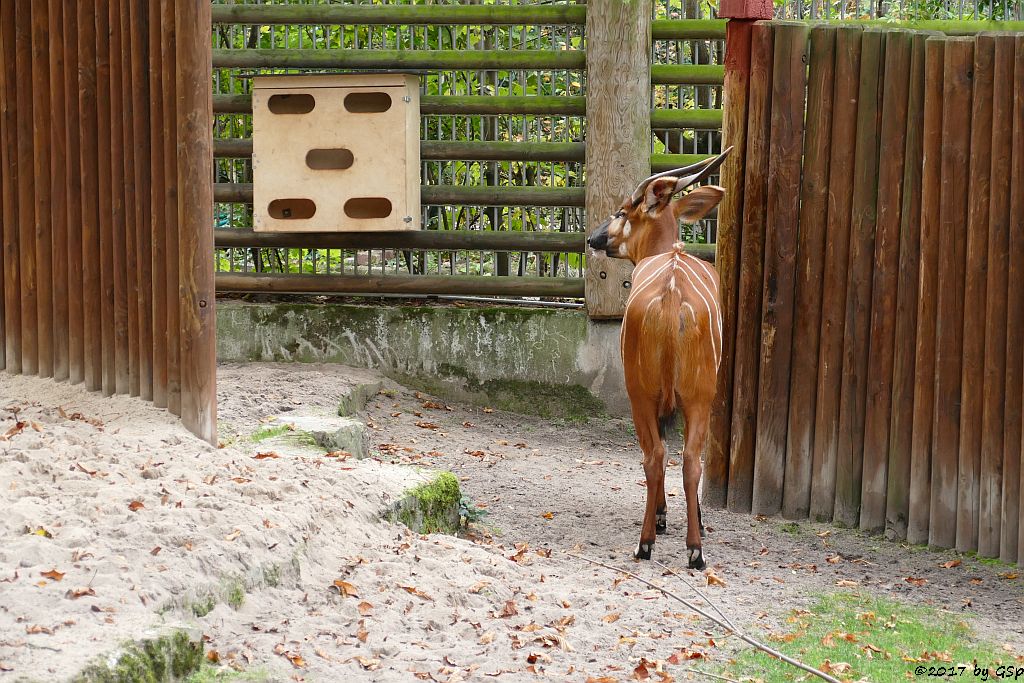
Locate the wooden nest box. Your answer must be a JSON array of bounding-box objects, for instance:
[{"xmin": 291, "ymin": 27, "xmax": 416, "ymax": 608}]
[{"xmin": 252, "ymin": 74, "xmax": 420, "ymax": 232}]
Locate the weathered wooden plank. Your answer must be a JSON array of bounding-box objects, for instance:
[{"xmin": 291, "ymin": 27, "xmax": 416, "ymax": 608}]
[
  {"xmin": 95, "ymin": 1, "xmax": 116, "ymax": 396},
  {"xmin": 30, "ymin": 1, "xmax": 53, "ymax": 379},
  {"xmin": 1006, "ymin": 36, "xmax": 1024, "ymax": 566},
  {"xmin": 213, "ymin": 48, "xmax": 585, "ymax": 71},
  {"xmin": 176, "ymin": 0, "xmax": 217, "ymax": 443},
  {"xmin": 907, "ymin": 37, "xmax": 945, "ymax": 546},
  {"xmin": 705, "ymin": 17, "xmax": 754, "ymax": 508},
  {"xmin": 78, "ymin": 0, "xmax": 102, "ymax": 391},
  {"xmin": 0, "ymin": 2, "xmax": 20, "ymax": 374},
  {"xmin": 47, "ymin": 0, "xmax": 68, "ymax": 382},
  {"xmin": 583, "ymin": 0, "xmax": 650, "ymax": 319},
  {"xmin": 957, "ymin": 34, "xmax": 995, "ymax": 553},
  {"xmin": 727, "ymin": 21, "xmax": 774, "ymax": 514},
  {"xmin": 108, "ymin": 0, "xmax": 130, "ymax": 395},
  {"xmin": 161, "ymin": 0, "xmax": 181, "ymax": 416},
  {"xmin": 131, "ymin": 0, "xmax": 154, "ymax": 400},
  {"xmin": 783, "ymin": 25, "xmax": 835, "ymax": 520},
  {"xmin": 15, "ymin": 1, "xmax": 37, "ymax": 377},
  {"xmin": 811, "ymin": 27, "xmax": 863, "ymax": 522},
  {"xmin": 217, "ymin": 273, "xmax": 585, "ymax": 298},
  {"xmin": 930, "ymin": 37, "xmax": 974, "ymax": 550},
  {"xmin": 977, "ymin": 34, "xmax": 1014, "ymax": 558},
  {"xmin": 834, "ymin": 28, "xmax": 885, "ymax": 528},
  {"xmin": 214, "ymin": 229, "xmax": 587, "ymax": 253},
  {"xmin": 860, "ymin": 30, "xmax": 912, "ymax": 534},
  {"xmin": 886, "ymin": 32, "xmax": 928, "ymax": 541},
  {"xmin": 149, "ymin": 0, "xmax": 167, "ymax": 409},
  {"xmin": 64, "ymin": 0, "xmax": 83, "ymax": 384},
  {"xmin": 211, "ymin": 4, "xmax": 589, "ymax": 26}
]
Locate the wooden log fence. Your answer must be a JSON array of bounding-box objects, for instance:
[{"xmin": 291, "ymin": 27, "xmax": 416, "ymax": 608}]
[
  {"xmin": 0, "ymin": 0, "xmax": 215, "ymax": 444},
  {"xmin": 710, "ymin": 21, "xmax": 1024, "ymax": 565}
]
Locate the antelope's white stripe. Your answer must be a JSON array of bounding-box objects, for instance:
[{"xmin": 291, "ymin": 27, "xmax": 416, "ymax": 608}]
[
  {"xmin": 686, "ymin": 254, "xmax": 724, "ymax": 341},
  {"xmin": 675, "ymin": 259, "xmax": 720, "ymax": 369}
]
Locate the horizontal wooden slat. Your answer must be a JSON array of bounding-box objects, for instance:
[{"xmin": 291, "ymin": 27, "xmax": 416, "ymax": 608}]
[
  {"xmin": 215, "ymin": 228, "xmax": 585, "ymax": 252},
  {"xmin": 216, "ymin": 272, "xmax": 586, "ymax": 298},
  {"xmin": 651, "ymin": 153, "xmax": 717, "ymax": 172},
  {"xmin": 651, "ymin": 108, "xmax": 724, "ymax": 129},
  {"xmin": 652, "ymin": 19, "xmax": 727, "ymax": 40},
  {"xmin": 211, "ymin": 4, "xmax": 587, "ymax": 26},
  {"xmin": 212, "ymin": 48, "xmax": 585, "ymax": 71},
  {"xmin": 215, "ymin": 94, "xmax": 587, "ymax": 116},
  {"xmin": 214, "ymin": 183, "xmax": 586, "ymax": 207},
  {"xmin": 651, "ymin": 64, "xmax": 725, "ymax": 85},
  {"xmin": 214, "ymin": 139, "xmax": 585, "ymax": 162}
]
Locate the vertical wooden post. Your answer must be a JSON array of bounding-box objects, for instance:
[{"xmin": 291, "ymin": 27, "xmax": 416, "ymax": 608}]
[
  {"xmin": 162, "ymin": 0, "xmax": 182, "ymax": 416},
  {"xmin": 120, "ymin": 0, "xmax": 140, "ymax": 397},
  {"xmin": 584, "ymin": 0, "xmax": 651, "ymax": 320},
  {"xmin": 751, "ymin": 21, "xmax": 808, "ymax": 517},
  {"xmin": 64, "ymin": 2, "xmax": 83, "ymax": 385},
  {"xmin": 131, "ymin": 0, "xmax": 154, "ymax": 401},
  {"xmin": 1006, "ymin": 35, "xmax": 1024, "ymax": 566},
  {"xmin": 15, "ymin": 1, "xmax": 37, "ymax": 377},
  {"xmin": 783, "ymin": 25, "xmax": 835, "ymax": 520},
  {"xmin": 48, "ymin": 0, "xmax": 68, "ymax": 382},
  {"xmin": 930, "ymin": 37, "xmax": 974, "ymax": 551},
  {"xmin": 175, "ymin": 0, "xmax": 216, "ymax": 443},
  {"xmin": 886, "ymin": 31, "xmax": 928, "ymax": 541},
  {"xmin": 834, "ymin": 28, "xmax": 885, "ymax": 528},
  {"xmin": 860, "ymin": 30, "xmax": 912, "ymax": 534},
  {"xmin": 977, "ymin": 34, "xmax": 1014, "ymax": 558},
  {"xmin": 150, "ymin": 0, "xmax": 168, "ymax": 409},
  {"xmin": 109, "ymin": 0, "xmax": 131, "ymax": 395},
  {"xmin": 957, "ymin": 34, "xmax": 994, "ymax": 553},
  {"xmin": 30, "ymin": 1, "xmax": 53, "ymax": 379},
  {"xmin": 727, "ymin": 21, "xmax": 773, "ymax": 514},
  {"xmin": 810, "ymin": 26, "xmax": 862, "ymax": 522},
  {"xmin": 95, "ymin": 0, "xmax": 116, "ymax": 397},
  {"xmin": 705, "ymin": 0, "xmax": 771, "ymax": 509},
  {"xmin": 0, "ymin": 1, "xmax": 20, "ymax": 375},
  {"xmin": 78, "ymin": 0, "xmax": 102, "ymax": 391},
  {"xmin": 907, "ymin": 37, "xmax": 945, "ymax": 545}
]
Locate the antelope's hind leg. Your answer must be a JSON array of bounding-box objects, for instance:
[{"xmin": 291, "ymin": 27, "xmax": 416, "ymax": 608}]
[
  {"xmin": 655, "ymin": 445, "xmax": 669, "ymax": 535},
  {"xmin": 633, "ymin": 402, "xmax": 665, "ymax": 560},
  {"xmin": 682, "ymin": 403, "xmax": 710, "ymax": 570}
]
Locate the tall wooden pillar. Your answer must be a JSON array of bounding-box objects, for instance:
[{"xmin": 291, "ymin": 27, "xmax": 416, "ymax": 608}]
[
  {"xmin": 584, "ymin": 0, "xmax": 652, "ymax": 319},
  {"xmin": 705, "ymin": 0, "xmax": 773, "ymax": 507}
]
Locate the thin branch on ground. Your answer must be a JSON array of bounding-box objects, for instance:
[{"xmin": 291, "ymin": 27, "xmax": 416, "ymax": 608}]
[
  {"xmin": 677, "ymin": 667, "xmax": 742, "ymax": 682},
  {"xmin": 568, "ymin": 552, "xmax": 843, "ymax": 683},
  {"xmin": 654, "ymin": 558, "xmax": 738, "ymax": 633}
]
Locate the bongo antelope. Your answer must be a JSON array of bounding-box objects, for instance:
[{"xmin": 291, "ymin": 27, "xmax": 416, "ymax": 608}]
[{"xmin": 586, "ymin": 149, "xmax": 731, "ymax": 569}]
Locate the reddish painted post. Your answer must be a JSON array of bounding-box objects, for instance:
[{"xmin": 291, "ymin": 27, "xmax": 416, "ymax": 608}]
[{"xmin": 706, "ymin": 0, "xmax": 772, "ymax": 509}]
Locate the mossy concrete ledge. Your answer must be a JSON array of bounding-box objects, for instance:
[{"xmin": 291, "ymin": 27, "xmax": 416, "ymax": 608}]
[
  {"xmin": 217, "ymin": 301, "xmax": 629, "ymax": 418},
  {"xmin": 72, "ymin": 628, "xmax": 203, "ymax": 683},
  {"xmin": 386, "ymin": 471, "xmax": 463, "ymax": 535}
]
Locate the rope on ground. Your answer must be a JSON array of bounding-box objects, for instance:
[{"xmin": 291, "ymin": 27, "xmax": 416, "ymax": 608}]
[{"xmin": 567, "ymin": 552, "xmax": 843, "ymax": 683}]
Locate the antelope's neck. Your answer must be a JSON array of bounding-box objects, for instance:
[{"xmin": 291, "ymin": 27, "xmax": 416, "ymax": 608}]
[{"xmin": 631, "ymin": 232, "xmax": 677, "ymax": 264}]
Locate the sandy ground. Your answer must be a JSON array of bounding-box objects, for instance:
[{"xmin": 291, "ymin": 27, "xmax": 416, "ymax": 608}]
[{"xmin": 0, "ymin": 363, "xmax": 1022, "ymax": 683}]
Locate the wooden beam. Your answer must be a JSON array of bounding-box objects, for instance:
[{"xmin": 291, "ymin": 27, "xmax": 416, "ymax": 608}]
[
  {"xmin": 15, "ymin": 2, "xmax": 37, "ymax": 377},
  {"xmin": 214, "ymin": 183, "xmax": 585, "ymax": 208},
  {"xmin": 176, "ymin": 0, "xmax": 216, "ymax": 444},
  {"xmin": 161, "ymin": 0, "xmax": 181, "ymax": 416},
  {"xmin": 215, "ymin": 228, "xmax": 584, "ymax": 253},
  {"xmin": 95, "ymin": 0, "xmax": 115, "ymax": 395},
  {"xmin": 130, "ymin": 0, "xmax": 154, "ymax": 401},
  {"xmin": 212, "ymin": 48, "xmax": 584, "ymax": 71},
  {"xmin": 584, "ymin": 0, "xmax": 651, "ymax": 319},
  {"xmin": 48, "ymin": 0, "xmax": 69, "ymax": 382},
  {"xmin": 63, "ymin": 0, "xmax": 83, "ymax": 384},
  {"xmin": 217, "ymin": 272, "xmax": 584, "ymax": 299},
  {"xmin": 0, "ymin": 2, "xmax": 18, "ymax": 374},
  {"xmin": 211, "ymin": 4, "xmax": 587, "ymax": 26}
]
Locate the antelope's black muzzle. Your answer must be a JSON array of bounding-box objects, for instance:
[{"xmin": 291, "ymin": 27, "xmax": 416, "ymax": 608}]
[{"xmin": 587, "ymin": 216, "xmax": 611, "ymax": 251}]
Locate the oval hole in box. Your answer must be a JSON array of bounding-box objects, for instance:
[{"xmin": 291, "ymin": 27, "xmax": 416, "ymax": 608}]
[
  {"xmin": 306, "ymin": 148, "xmax": 354, "ymax": 170},
  {"xmin": 344, "ymin": 198, "xmax": 392, "ymax": 219},
  {"xmin": 268, "ymin": 198, "xmax": 316, "ymax": 220},
  {"xmin": 344, "ymin": 92, "xmax": 392, "ymax": 113},
  {"xmin": 267, "ymin": 93, "xmax": 315, "ymax": 115}
]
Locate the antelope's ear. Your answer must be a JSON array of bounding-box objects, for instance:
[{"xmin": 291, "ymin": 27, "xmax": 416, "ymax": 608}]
[
  {"xmin": 673, "ymin": 185, "xmax": 724, "ymax": 223},
  {"xmin": 643, "ymin": 177, "xmax": 680, "ymax": 213}
]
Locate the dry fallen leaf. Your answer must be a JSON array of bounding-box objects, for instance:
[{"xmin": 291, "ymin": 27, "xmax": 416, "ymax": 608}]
[
  {"xmin": 128, "ymin": 501, "xmax": 145, "ymax": 512},
  {"xmin": 354, "ymin": 655, "xmax": 380, "ymax": 671},
  {"xmin": 357, "ymin": 601, "xmax": 374, "ymax": 615},
  {"xmin": 836, "ymin": 579, "xmax": 859, "ymax": 588},
  {"xmin": 999, "ymin": 572, "xmax": 1019, "ymax": 580},
  {"xmin": 542, "ymin": 512, "xmax": 554, "ymax": 520},
  {"xmin": 500, "ymin": 600, "xmax": 519, "ymax": 618},
  {"xmin": 65, "ymin": 587, "xmax": 96, "ymax": 600},
  {"xmin": 905, "ymin": 577, "xmax": 928, "ymax": 587},
  {"xmin": 150, "ymin": 546, "xmax": 161, "ymax": 556},
  {"xmin": 585, "ymin": 678, "xmax": 617, "ymax": 683},
  {"xmin": 41, "ymin": 569, "xmax": 64, "ymax": 582},
  {"xmin": 479, "ymin": 631, "xmax": 495, "ymax": 644},
  {"xmin": 400, "ymin": 585, "xmax": 434, "ymax": 601},
  {"xmin": 667, "ymin": 648, "xmax": 706, "ymax": 664},
  {"xmin": 0, "ymin": 662, "xmax": 12, "ymax": 672},
  {"xmin": 0, "ymin": 421, "xmax": 26, "ymax": 441},
  {"xmin": 253, "ymin": 452, "xmax": 279, "ymax": 459},
  {"xmin": 414, "ymin": 421, "xmax": 438, "ymax": 430},
  {"xmin": 332, "ymin": 580, "xmax": 358, "ymax": 598},
  {"xmin": 821, "ymin": 660, "xmax": 852, "ymax": 674},
  {"xmin": 705, "ymin": 570, "xmax": 726, "ymax": 588},
  {"xmin": 483, "ymin": 407, "xmax": 494, "ymax": 413},
  {"xmin": 940, "ymin": 559, "xmax": 962, "ymax": 569},
  {"xmin": 468, "ymin": 581, "xmax": 490, "ymax": 594},
  {"xmin": 224, "ymin": 529, "xmax": 242, "ymax": 542},
  {"xmin": 206, "ymin": 650, "xmax": 220, "ymax": 664},
  {"xmin": 74, "ymin": 463, "xmax": 97, "ymax": 477},
  {"xmin": 601, "ymin": 613, "xmax": 620, "ymax": 624}
]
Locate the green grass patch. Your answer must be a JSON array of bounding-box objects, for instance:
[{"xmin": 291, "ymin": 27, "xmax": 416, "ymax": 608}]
[
  {"xmin": 248, "ymin": 424, "xmax": 292, "ymax": 443},
  {"xmin": 720, "ymin": 593, "xmax": 1009, "ymax": 682},
  {"xmin": 185, "ymin": 665, "xmax": 272, "ymax": 682}
]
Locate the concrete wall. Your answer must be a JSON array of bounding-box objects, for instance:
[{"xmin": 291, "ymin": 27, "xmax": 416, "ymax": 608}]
[{"xmin": 217, "ymin": 301, "xmax": 630, "ymax": 419}]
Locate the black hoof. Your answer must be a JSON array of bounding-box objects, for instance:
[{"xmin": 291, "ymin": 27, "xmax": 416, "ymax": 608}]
[
  {"xmin": 655, "ymin": 513, "xmax": 667, "ymax": 535},
  {"xmin": 687, "ymin": 546, "xmax": 706, "ymax": 570},
  {"xmin": 634, "ymin": 541, "xmax": 654, "ymax": 560}
]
